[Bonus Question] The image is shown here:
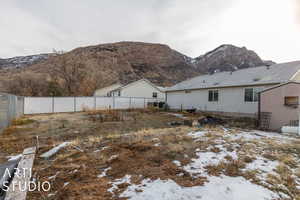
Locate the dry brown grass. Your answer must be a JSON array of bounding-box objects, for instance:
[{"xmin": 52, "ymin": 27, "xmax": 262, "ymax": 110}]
[
  {"xmin": 205, "ymin": 159, "xmax": 246, "ymax": 177},
  {"xmin": 295, "ymin": 168, "xmax": 300, "ymax": 178},
  {"xmin": 2, "ymin": 111, "xmax": 299, "ymax": 199},
  {"xmin": 12, "ymin": 117, "xmax": 35, "ymax": 126},
  {"xmin": 87, "ymin": 109, "xmax": 125, "ymax": 122},
  {"xmin": 278, "ymin": 154, "xmax": 298, "ymax": 168},
  {"xmin": 242, "ymin": 156, "xmax": 255, "ymax": 163},
  {"xmin": 262, "ymin": 152, "xmax": 278, "ymax": 161},
  {"xmin": 243, "ymin": 170, "xmax": 261, "ymax": 184}
]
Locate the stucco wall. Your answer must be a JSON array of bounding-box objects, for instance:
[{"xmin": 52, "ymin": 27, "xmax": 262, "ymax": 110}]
[
  {"xmin": 121, "ymin": 80, "xmax": 165, "ymax": 99},
  {"xmin": 260, "ymin": 83, "xmax": 300, "ymax": 131},
  {"xmin": 166, "ymin": 85, "xmax": 272, "ymax": 115}
]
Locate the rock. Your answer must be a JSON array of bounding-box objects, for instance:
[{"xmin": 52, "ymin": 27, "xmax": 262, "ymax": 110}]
[{"xmin": 193, "ymin": 44, "xmax": 273, "ymax": 73}]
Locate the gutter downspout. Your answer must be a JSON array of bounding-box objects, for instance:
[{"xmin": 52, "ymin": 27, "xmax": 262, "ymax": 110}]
[{"xmin": 257, "ymin": 92, "xmax": 261, "ymax": 128}]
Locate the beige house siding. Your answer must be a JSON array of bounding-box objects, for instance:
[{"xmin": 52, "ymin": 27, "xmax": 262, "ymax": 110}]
[
  {"xmin": 167, "ymin": 85, "xmax": 274, "ymax": 116},
  {"xmin": 94, "ymin": 84, "xmax": 122, "ymax": 96},
  {"xmin": 119, "ymin": 80, "xmax": 165, "ymax": 99},
  {"xmin": 260, "ymin": 82, "xmax": 300, "ymax": 131}
]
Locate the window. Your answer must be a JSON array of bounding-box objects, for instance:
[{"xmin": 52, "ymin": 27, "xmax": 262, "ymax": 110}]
[
  {"xmin": 118, "ymin": 90, "xmax": 121, "ymax": 96},
  {"xmin": 208, "ymin": 90, "xmax": 218, "ymax": 102},
  {"xmin": 284, "ymin": 96, "xmax": 299, "ymax": 107},
  {"xmin": 152, "ymin": 92, "xmax": 158, "ymax": 98},
  {"xmin": 244, "ymin": 88, "xmax": 260, "ymax": 102}
]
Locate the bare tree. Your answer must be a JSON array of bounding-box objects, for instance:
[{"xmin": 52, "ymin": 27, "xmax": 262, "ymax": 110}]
[
  {"xmin": 7, "ymin": 73, "xmax": 47, "ymax": 96},
  {"xmin": 49, "ymin": 57, "xmax": 87, "ymax": 96}
]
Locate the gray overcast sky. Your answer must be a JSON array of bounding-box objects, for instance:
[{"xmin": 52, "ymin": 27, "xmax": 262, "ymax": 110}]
[{"xmin": 0, "ymin": 0, "xmax": 299, "ymax": 62}]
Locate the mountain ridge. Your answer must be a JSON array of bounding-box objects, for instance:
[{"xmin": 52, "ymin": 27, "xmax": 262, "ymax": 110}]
[{"xmin": 0, "ymin": 42, "xmax": 275, "ymax": 96}]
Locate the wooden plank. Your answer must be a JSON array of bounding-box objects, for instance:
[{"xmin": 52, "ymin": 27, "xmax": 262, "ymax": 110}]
[{"xmin": 5, "ymin": 147, "xmax": 36, "ymax": 200}]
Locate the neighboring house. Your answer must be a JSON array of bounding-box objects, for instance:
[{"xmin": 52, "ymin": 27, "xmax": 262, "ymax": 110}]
[
  {"xmin": 94, "ymin": 83, "xmax": 123, "ymax": 96},
  {"xmin": 165, "ymin": 61, "xmax": 300, "ymax": 117},
  {"xmin": 95, "ymin": 79, "xmax": 165, "ymax": 99},
  {"xmin": 259, "ymin": 81, "xmax": 300, "ymax": 131}
]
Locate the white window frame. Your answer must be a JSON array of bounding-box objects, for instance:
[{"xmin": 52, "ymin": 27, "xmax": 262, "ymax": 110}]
[
  {"xmin": 208, "ymin": 90, "xmax": 219, "ymax": 102},
  {"xmin": 152, "ymin": 92, "xmax": 158, "ymax": 98},
  {"xmin": 244, "ymin": 88, "xmax": 261, "ymax": 102}
]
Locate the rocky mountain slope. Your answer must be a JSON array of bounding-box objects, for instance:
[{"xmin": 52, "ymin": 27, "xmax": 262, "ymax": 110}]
[
  {"xmin": 193, "ymin": 44, "xmax": 274, "ymax": 73},
  {"xmin": 0, "ymin": 54, "xmax": 51, "ymax": 69},
  {"xmin": 0, "ymin": 42, "xmax": 201, "ymax": 96},
  {"xmin": 31, "ymin": 42, "xmax": 200, "ymax": 85},
  {"xmin": 0, "ymin": 42, "xmax": 274, "ymax": 96}
]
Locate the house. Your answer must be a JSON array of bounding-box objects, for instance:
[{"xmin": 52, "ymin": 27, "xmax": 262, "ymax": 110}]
[
  {"xmin": 94, "ymin": 79, "xmax": 165, "ymax": 99},
  {"xmin": 259, "ymin": 81, "xmax": 300, "ymax": 131},
  {"xmin": 94, "ymin": 83, "xmax": 123, "ymax": 96},
  {"xmin": 165, "ymin": 61, "xmax": 300, "ymax": 117}
]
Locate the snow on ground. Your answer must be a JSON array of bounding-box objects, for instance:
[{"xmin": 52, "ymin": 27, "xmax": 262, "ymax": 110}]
[
  {"xmin": 172, "ymin": 160, "xmax": 181, "ymax": 167},
  {"xmin": 244, "ymin": 156, "xmax": 279, "ymax": 174},
  {"xmin": 108, "ymin": 175, "xmax": 131, "ymax": 194},
  {"xmin": 120, "ymin": 176, "xmax": 279, "ymax": 200},
  {"xmin": 187, "ymin": 131, "xmax": 207, "ymax": 139},
  {"xmin": 106, "ymin": 128, "xmax": 299, "ymax": 199},
  {"xmin": 165, "ymin": 113, "xmax": 188, "ymax": 119},
  {"xmin": 94, "ymin": 146, "xmax": 109, "ymax": 153},
  {"xmin": 226, "ymin": 130, "xmax": 296, "ymax": 143},
  {"xmin": 98, "ymin": 167, "xmax": 111, "ymax": 178},
  {"xmin": 108, "ymin": 154, "xmax": 118, "ymax": 161},
  {"xmin": 184, "ymin": 144, "xmax": 238, "ymax": 177}
]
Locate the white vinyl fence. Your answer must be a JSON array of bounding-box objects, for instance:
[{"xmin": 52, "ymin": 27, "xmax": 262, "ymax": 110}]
[
  {"xmin": 24, "ymin": 96, "xmax": 164, "ymax": 114},
  {"xmin": 0, "ymin": 93, "xmax": 24, "ymax": 133}
]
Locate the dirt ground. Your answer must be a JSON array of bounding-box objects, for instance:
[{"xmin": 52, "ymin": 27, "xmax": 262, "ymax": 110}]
[{"xmin": 0, "ymin": 110, "xmax": 299, "ymax": 200}]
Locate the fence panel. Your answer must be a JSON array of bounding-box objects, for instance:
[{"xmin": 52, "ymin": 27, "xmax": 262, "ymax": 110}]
[
  {"xmin": 76, "ymin": 97, "xmax": 95, "ymax": 111},
  {"xmin": 16, "ymin": 96, "xmax": 24, "ymax": 117},
  {"xmin": 131, "ymin": 98, "xmax": 145, "ymax": 108},
  {"xmin": 23, "ymin": 96, "xmax": 164, "ymax": 114},
  {"xmin": 24, "ymin": 97, "xmax": 52, "ymax": 114},
  {"xmin": 0, "ymin": 95, "xmax": 9, "ymax": 132},
  {"xmin": 0, "ymin": 93, "xmax": 24, "ymax": 133},
  {"xmin": 96, "ymin": 97, "xmax": 113, "ymax": 110},
  {"xmin": 114, "ymin": 97, "xmax": 130, "ymax": 109},
  {"xmin": 54, "ymin": 97, "xmax": 75, "ymax": 113}
]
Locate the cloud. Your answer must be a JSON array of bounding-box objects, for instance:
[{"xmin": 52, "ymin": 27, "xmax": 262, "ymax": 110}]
[
  {"xmin": 0, "ymin": 0, "xmax": 299, "ymax": 62},
  {"xmin": 0, "ymin": 0, "xmax": 234, "ymax": 58},
  {"xmin": 295, "ymin": 0, "xmax": 300, "ymax": 25}
]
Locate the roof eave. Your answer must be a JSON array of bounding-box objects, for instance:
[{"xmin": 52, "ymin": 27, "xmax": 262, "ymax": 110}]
[{"xmin": 165, "ymin": 82, "xmax": 282, "ymax": 93}]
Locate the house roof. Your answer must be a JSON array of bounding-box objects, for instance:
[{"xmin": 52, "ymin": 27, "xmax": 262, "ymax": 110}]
[
  {"xmin": 95, "ymin": 83, "xmax": 123, "ymax": 92},
  {"xmin": 260, "ymin": 81, "xmax": 300, "ymax": 93},
  {"xmin": 111, "ymin": 78, "xmax": 165, "ymax": 93},
  {"xmin": 166, "ymin": 61, "xmax": 300, "ymax": 92}
]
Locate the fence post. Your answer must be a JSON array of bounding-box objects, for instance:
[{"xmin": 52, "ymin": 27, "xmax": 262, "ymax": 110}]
[
  {"xmin": 52, "ymin": 97, "xmax": 55, "ymax": 113},
  {"xmin": 22, "ymin": 97, "xmax": 25, "ymax": 116},
  {"xmin": 74, "ymin": 97, "xmax": 76, "ymax": 112},
  {"xmin": 129, "ymin": 97, "xmax": 132, "ymax": 109},
  {"xmin": 298, "ymin": 112, "xmax": 300, "ymax": 136},
  {"xmin": 94, "ymin": 96, "xmax": 97, "ymax": 110},
  {"xmin": 113, "ymin": 96, "xmax": 115, "ymax": 109},
  {"xmin": 144, "ymin": 98, "xmax": 146, "ymax": 109},
  {"xmin": 7, "ymin": 95, "xmax": 11, "ymax": 126}
]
